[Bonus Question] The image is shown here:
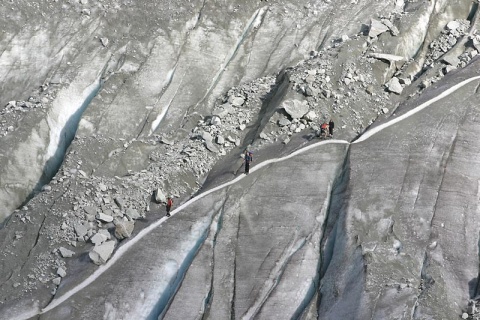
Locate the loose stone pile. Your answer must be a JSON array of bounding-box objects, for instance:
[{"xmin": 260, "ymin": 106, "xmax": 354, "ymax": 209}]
[
  {"xmin": 424, "ymin": 19, "xmax": 471, "ymax": 68},
  {"xmin": 2, "ymin": 74, "xmax": 280, "ymax": 293},
  {"xmin": 0, "ymin": 99, "xmax": 44, "ymax": 137}
]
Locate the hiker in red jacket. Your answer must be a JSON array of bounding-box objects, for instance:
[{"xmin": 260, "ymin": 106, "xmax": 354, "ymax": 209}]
[
  {"xmin": 320, "ymin": 122, "xmax": 329, "ymax": 138},
  {"xmin": 166, "ymin": 197, "xmax": 173, "ymax": 217}
]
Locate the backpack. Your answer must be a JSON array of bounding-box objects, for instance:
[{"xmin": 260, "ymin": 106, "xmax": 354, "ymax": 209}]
[{"xmin": 167, "ymin": 198, "xmax": 173, "ymax": 207}]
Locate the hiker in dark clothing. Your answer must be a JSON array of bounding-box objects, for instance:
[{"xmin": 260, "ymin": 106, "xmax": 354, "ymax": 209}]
[
  {"xmin": 328, "ymin": 119, "xmax": 334, "ymax": 137},
  {"xmin": 243, "ymin": 151, "xmax": 253, "ymax": 174},
  {"xmin": 166, "ymin": 197, "xmax": 173, "ymax": 217}
]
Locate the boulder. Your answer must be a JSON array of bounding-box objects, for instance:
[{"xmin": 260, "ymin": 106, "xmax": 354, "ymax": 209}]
[
  {"xmin": 369, "ymin": 19, "xmax": 389, "ymax": 38},
  {"xmin": 201, "ymin": 131, "xmax": 213, "ymax": 142},
  {"xmin": 84, "ymin": 205, "xmax": 97, "ymax": 215},
  {"xmin": 98, "ymin": 229, "xmax": 111, "ymax": 240},
  {"xmin": 74, "ymin": 223, "xmax": 88, "ymax": 238},
  {"xmin": 96, "ymin": 212, "xmax": 114, "ymax": 223},
  {"xmin": 59, "ymin": 247, "xmax": 75, "ymax": 258},
  {"xmin": 57, "ymin": 267, "xmax": 67, "ymax": 278},
  {"xmin": 446, "ymin": 20, "xmax": 460, "ymax": 31},
  {"xmin": 216, "ymin": 136, "xmax": 225, "ymax": 145},
  {"xmin": 385, "ymin": 77, "xmax": 403, "ymax": 94},
  {"xmin": 155, "ymin": 188, "xmax": 167, "ymax": 203},
  {"xmin": 303, "ymin": 110, "xmax": 317, "ymax": 121},
  {"xmin": 160, "ymin": 137, "xmax": 174, "ymax": 145},
  {"xmin": 100, "ymin": 37, "xmax": 109, "ymax": 47},
  {"xmin": 115, "ymin": 220, "xmax": 135, "ymax": 239},
  {"xmin": 52, "ymin": 277, "xmax": 62, "ymax": 285},
  {"xmin": 442, "ymin": 55, "xmax": 460, "ymax": 66},
  {"xmin": 381, "ymin": 19, "xmax": 399, "ymax": 36},
  {"xmin": 205, "ymin": 140, "xmax": 219, "ymax": 153},
  {"xmin": 278, "ymin": 117, "xmax": 291, "ymax": 127},
  {"xmin": 230, "ymin": 96, "xmax": 245, "ymax": 106},
  {"xmin": 126, "ymin": 208, "xmax": 141, "ymax": 220},
  {"xmin": 89, "ymin": 240, "xmax": 115, "ymax": 265},
  {"xmin": 114, "ymin": 197, "xmax": 125, "ymax": 209},
  {"xmin": 210, "ymin": 116, "xmax": 221, "ymax": 126},
  {"xmin": 90, "ymin": 233, "xmax": 108, "ymax": 246},
  {"xmin": 282, "ymin": 100, "xmax": 309, "ymax": 119},
  {"xmin": 212, "ymin": 103, "xmax": 234, "ymax": 118}
]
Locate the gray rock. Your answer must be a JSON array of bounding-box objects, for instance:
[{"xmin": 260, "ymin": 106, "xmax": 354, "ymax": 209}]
[
  {"xmin": 96, "ymin": 212, "xmax": 114, "ymax": 223},
  {"xmin": 125, "ymin": 208, "xmax": 141, "ymax": 220},
  {"xmin": 114, "ymin": 197, "xmax": 125, "ymax": 209},
  {"xmin": 90, "ymin": 233, "xmax": 108, "ymax": 246},
  {"xmin": 210, "ymin": 116, "xmax": 221, "ymax": 126},
  {"xmin": 201, "ymin": 131, "xmax": 213, "ymax": 142},
  {"xmin": 160, "ymin": 137, "xmax": 174, "ymax": 145},
  {"xmin": 99, "ymin": 183, "xmax": 108, "ymax": 192},
  {"xmin": 84, "ymin": 205, "xmax": 97, "ymax": 215},
  {"xmin": 366, "ymin": 85, "xmax": 374, "ymax": 95},
  {"xmin": 81, "ymin": 8, "xmax": 91, "ymax": 16},
  {"xmin": 227, "ymin": 136, "xmax": 236, "ymax": 143},
  {"xmin": 114, "ymin": 220, "xmax": 135, "ymax": 239},
  {"xmin": 216, "ymin": 135, "xmax": 225, "ymax": 145},
  {"xmin": 283, "ymin": 137, "xmax": 290, "ymax": 144},
  {"xmin": 304, "ymin": 85, "xmax": 314, "ymax": 96},
  {"xmin": 89, "ymin": 240, "xmax": 115, "ymax": 265},
  {"xmin": 52, "ymin": 277, "xmax": 62, "ymax": 285},
  {"xmin": 74, "ymin": 223, "xmax": 88, "ymax": 238},
  {"xmin": 446, "ymin": 20, "xmax": 460, "ymax": 31},
  {"xmin": 303, "ymin": 110, "xmax": 317, "ymax": 121},
  {"xmin": 382, "ymin": 107, "xmax": 389, "ymax": 114},
  {"xmin": 239, "ymin": 124, "xmax": 246, "ymax": 131},
  {"xmin": 259, "ymin": 132, "xmax": 268, "ymax": 140},
  {"xmin": 442, "ymin": 55, "xmax": 460, "ymax": 66},
  {"xmin": 155, "ymin": 188, "xmax": 167, "ymax": 203},
  {"xmin": 59, "ymin": 247, "xmax": 75, "ymax": 258},
  {"xmin": 212, "ymin": 103, "xmax": 234, "ymax": 118},
  {"xmin": 385, "ymin": 77, "xmax": 403, "ymax": 94},
  {"xmin": 57, "ymin": 267, "xmax": 67, "ymax": 278},
  {"xmin": 230, "ymin": 96, "xmax": 245, "ymax": 106},
  {"xmin": 283, "ymin": 100, "xmax": 309, "ymax": 119},
  {"xmin": 278, "ymin": 117, "xmax": 291, "ymax": 127},
  {"xmin": 305, "ymin": 74, "xmax": 315, "ymax": 84},
  {"xmin": 100, "ymin": 37, "xmax": 109, "ymax": 47},
  {"xmin": 381, "ymin": 19, "xmax": 399, "ymax": 36},
  {"xmin": 205, "ymin": 140, "xmax": 219, "ymax": 153},
  {"xmin": 368, "ymin": 53, "xmax": 405, "ymax": 63},
  {"xmin": 98, "ymin": 229, "xmax": 111, "ymax": 239},
  {"xmin": 369, "ymin": 19, "xmax": 389, "ymax": 38}
]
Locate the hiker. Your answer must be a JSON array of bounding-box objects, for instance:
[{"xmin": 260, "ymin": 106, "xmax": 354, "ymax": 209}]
[
  {"xmin": 243, "ymin": 150, "xmax": 253, "ymax": 174},
  {"xmin": 166, "ymin": 197, "xmax": 173, "ymax": 217},
  {"xmin": 320, "ymin": 122, "xmax": 329, "ymax": 138},
  {"xmin": 328, "ymin": 119, "xmax": 334, "ymax": 137}
]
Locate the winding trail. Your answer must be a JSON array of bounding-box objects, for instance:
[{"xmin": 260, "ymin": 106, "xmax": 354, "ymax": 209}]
[{"xmin": 31, "ymin": 75, "xmax": 480, "ymax": 317}]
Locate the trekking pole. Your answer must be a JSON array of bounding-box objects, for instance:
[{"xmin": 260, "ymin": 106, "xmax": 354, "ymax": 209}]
[{"xmin": 234, "ymin": 162, "xmax": 244, "ymax": 176}]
